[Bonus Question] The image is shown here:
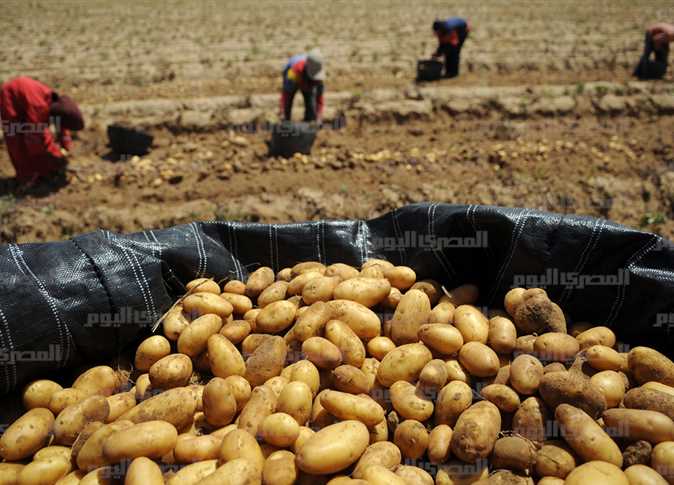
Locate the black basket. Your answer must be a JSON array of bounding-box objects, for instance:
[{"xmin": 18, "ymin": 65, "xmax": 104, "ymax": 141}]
[
  {"xmin": 268, "ymin": 121, "xmax": 318, "ymax": 157},
  {"xmin": 416, "ymin": 59, "xmax": 444, "ymax": 82},
  {"xmin": 107, "ymin": 124, "xmax": 154, "ymax": 157}
]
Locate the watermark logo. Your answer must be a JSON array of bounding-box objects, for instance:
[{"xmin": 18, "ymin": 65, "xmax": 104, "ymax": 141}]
[
  {"xmin": 655, "ymin": 313, "xmax": 674, "ymax": 333},
  {"xmin": 85, "ymin": 307, "xmax": 154, "ymax": 328},
  {"xmin": 372, "ymin": 231, "xmax": 489, "ymax": 252},
  {"xmin": 0, "ymin": 344, "xmax": 63, "ymax": 365},
  {"xmin": 512, "ymin": 268, "xmax": 629, "ymax": 289},
  {"xmin": 1, "ymin": 116, "xmax": 62, "ymax": 137}
]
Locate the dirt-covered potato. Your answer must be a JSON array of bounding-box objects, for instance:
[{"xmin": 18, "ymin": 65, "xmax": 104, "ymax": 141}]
[
  {"xmin": 510, "ymin": 353, "xmax": 544, "ymax": 395},
  {"xmin": 394, "ymin": 419, "xmax": 429, "ymax": 460},
  {"xmin": 623, "ymin": 387, "xmax": 674, "ymax": 420},
  {"xmin": 538, "ymin": 361, "xmax": 606, "ymax": 419},
  {"xmin": 450, "ymin": 401, "xmax": 501, "ymax": 463},
  {"xmin": 534, "ymin": 441, "xmax": 576, "ymax": 479},
  {"xmin": 512, "ymin": 396, "xmax": 550, "ymax": 443},
  {"xmin": 513, "ymin": 292, "xmax": 566, "ymax": 334},
  {"xmin": 480, "ymin": 383, "xmax": 521, "ymax": 413},
  {"xmin": 490, "ymin": 436, "xmax": 536, "ymax": 472},
  {"xmin": 435, "ymin": 380, "xmax": 473, "ymax": 426}
]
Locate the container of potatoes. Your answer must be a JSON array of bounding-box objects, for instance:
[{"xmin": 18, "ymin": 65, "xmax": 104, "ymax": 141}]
[{"xmin": 2, "ymin": 258, "xmax": 674, "ymax": 485}]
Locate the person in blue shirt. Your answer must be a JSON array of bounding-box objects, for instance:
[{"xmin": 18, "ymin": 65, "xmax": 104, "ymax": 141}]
[
  {"xmin": 432, "ymin": 17, "xmax": 470, "ymax": 78},
  {"xmin": 279, "ymin": 52, "xmax": 325, "ymax": 122}
]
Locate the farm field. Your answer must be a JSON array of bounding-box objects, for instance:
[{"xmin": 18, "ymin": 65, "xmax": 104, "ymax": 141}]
[{"xmin": 0, "ymin": 0, "xmax": 673, "ymax": 242}]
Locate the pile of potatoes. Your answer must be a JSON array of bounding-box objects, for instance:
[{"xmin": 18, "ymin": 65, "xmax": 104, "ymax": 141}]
[{"xmin": 1, "ymin": 259, "xmax": 674, "ymax": 485}]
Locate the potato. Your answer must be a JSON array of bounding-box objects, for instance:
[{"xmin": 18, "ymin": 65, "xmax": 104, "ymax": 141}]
[
  {"xmin": 436, "ymin": 459, "xmax": 489, "ymax": 485},
  {"xmin": 220, "ymin": 292, "xmax": 253, "ymax": 315},
  {"xmin": 324, "ymin": 263, "xmax": 359, "ymax": 280},
  {"xmin": 333, "ymin": 277, "xmax": 391, "ymax": 308},
  {"xmin": 418, "ymin": 359, "xmax": 449, "ymax": 389},
  {"xmin": 504, "ymin": 288, "xmax": 526, "ymax": 316},
  {"xmin": 166, "ymin": 459, "xmax": 218, "ymax": 485},
  {"xmin": 410, "ymin": 280, "xmax": 441, "ymax": 305},
  {"xmin": 624, "ymin": 387, "xmax": 674, "ymax": 420},
  {"xmin": 148, "ymin": 353, "xmax": 192, "ymax": 389},
  {"xmin": 450, "ymin": 401, "xmax": 501, "ymax": 463},
  {"xmin": 223, "ymin": 279, "xmax": 246, "ymax": 295},
  {"xmin": 480, "ymin": 384, "xmax": 520, "ymax": 413},
  {"xmin": 182, "ymin": 292, "xmax": 233, "ymax": 319},
  {"xmin": 513, "ymin": 293, "xmax": 566, "ymax": 334},
  {"xmin": 256, "ymin": 300, "xmax": 297, "ymax": 334},
  {"xmin": 124, "ymin": 457, "xmax": 163, "ymax": 485},
  {"xmin": 367, "ymin": 336, "xmax": 396, "ymax": 361},
  {"xmin": 22, "ymin": 380, "xmax": 63, "ymax": 410},
  {"xmin": 428, "ymin": 425, "xmax": 453, "ymax": 464},
  {"xmin": 198, "ymin": 377, "xmax": 236, "ymax": 427},
  {"xmin": 390, "ymin": 289, "xmax": 431, "ymax": 344},
  {"xmin": 76, "ymin": 420, "xmax": 134, "ymax": 471},
  {"xmin": 186, "ymin": 277, "xmax": 221, "ymax": 295},
  {"xmin": 0, "ymin": 408, "xmax": 54, "ymax": 461},
  {"xmin": 244, "ymin": 266, "xmax": 274, "ymax": 296},
  {"xmin": 352, "ymin": 441, "xmax": 401, "ymax": 478},
  {"xmin": 264, "ymin": 375, "xmax": 289, "ymax": 398},
  {"xmin": 585, "ymin": 345, "xmax": 626, "ymax": 371},
  {"xmin": 302, "ymin": 276, "xmax": 341, "ymax": 304},
  {"xmin": 435, "ymin": 380, "xmax": 473, "ymax": 426},
  {"xmin": 238, "ymin": 385, "xmax": 277, "ymax": 436},
  {"xmin": 624, "ymin": 440, "xmax": 653, "ymax": 467},
  {"xmin": 418, "ymin": 324, "xmax": 463, "ymax": 355},
  {"xmin": 332, "ymin": 365, "xmax": 370, "ymax": 394},
  {"xmin": 539, "ymin": 363, "xmax": 606, "ymax": 419},
  {"xmin": 576, "ymin": 326, "xmax": 616, "ymax": 349},
  {"xmin": 624, "ymin": 465, "xmax": 669, "ymax": 485},
  {"xmin": 458, "ymin": 342, "xmax": 499, "ymax": 377},
  {"xmin": 324, "ymin": 319, "xmax": 366, "ymax": 368},
  {"xmin": 296, "ymin": 420, "xmax": 369, "ymax": 474},
  {"xmin": 429, "ymin": 301, "xmax": 455, "ymax": 325},
  {"xmin": 507, "ymin": 354, "xmax": 544, "ymax": 396},
  {"xmin": 73, "ymin": 366, "xmax": 121, "ymax": 397},
  {"xmin": 453, "ymin": 305, "xmax": 489, "ymax": 344},
  {"xmin": 512, "ymin": 397, "xmax": 549, "ymax": 444},
  {"xmin": 534, "ymin": 441, "xmax": 576, "ymax": 478},
  {"xmin": 218, "ymin": 427, "xmax": 265, "ymax": 474},
  {"xmin": 319, "ymin": 390, "xmax": 384, "ymax": 426},
  {"xmin": 0, "ymin": 463, "xmax": 24, "ymax": 484},
  {"xmin": 533, "ymin": 333, "xmax": 579, "ymax": 363},
  {"xmin": 263, "ymin": 450, "xmax": 298, "ymax": 485},
  {"xmin": 133, "ymin": 374, "xmax": 152, "ymax": 402},
  {"xmin": 590, "ymin": 370, "xmax": 625, "ymax": 408},
  {"xmin": 245, "ymin": 335, "xmax": 287, "ymax": 386},
  {"xmin": 651, "ymin": 441, "xmax": 674, "ymax": 484},
  {"xmin": 389, "ymin": 381, "xmax": 433, "ymax": 421},
  {"xmin": 207, "ymin": 333, "xmax": 246, "ymax": 378},
  {"xmin": 445, "ymin": 358, "xmax": 471, "ymax": 384},
  {"xmin": 377, "ymin": 343, "xmax": 432, "ymax": 387},
  {"xmin": 555, "ymin": 404, "xmax": 622, "ymax": 466},
  {"xmin": 219, "ymin": 319, "xmax": 251, "ymax": 345},
  {"xmin": 163, "ymin": 305, "xmax": 190, "ymax": 341},
  {"xmin": 256, "ymin": 281, "xmax": 289, "ymax": 308},
  {"xmin": 103, "ymin": 420, "xmax": 177, "ymax": 461},
  {"xmin": 361, "ymin": 465, "xmax": 407, "ymax": 485},
  {"xmin": 281, "ymin": 360, "xmax": 320, "ymax": 397},
  {"xmin": 629, "ymin": 347, "xmax": 674, "ymax": 387},
  {"xmin": 643, "ymin": 382, "xmax": 674, "ymax": 398},
  {"xmin": 564, "ymin": 461, "xmax": 628, "ymax": 485},
  {"xmin": 260, "ymin": 413, "xmax": 300, "ymax": 448},
  {"xmin": 383, "ymin": 287, "xmax": 403, "ymax": 310},
  {"xmin": 491, "ymin": 436, "xmax": 536, "ymax": 472},
  {"xmin": 299, "ymin": 337, "xmax": 341, "ymax": 370},
  {"xmin": 132, "ymin": 336, "xmax": 170, "ymax": 372},
  {"xmin": 488, "ymin": 316, "xmax": 517, "ymax": 354},
  {"xmin": 515, "ymin": 335, "xmax": 536, "ymax": 356},
  {"xmin": 288, "ymin": 271, "xmax": 323, "ymax": 296},
  {"xmin": 173, "ymin": 434, "xmax": 221, "ymax": 463},
  {"xmin": 326, "ymin": 300, "xmax": 381, "ymax": 339},
  {"xmin": 394, "ymin": 419, "xmax": 429, "ymax": 460},
  {"xmin": 54, "ymin": 395, "xmax": 109, "ymax": 445},
  {"xmin": 199, "ymin": 458, "xmax": 261, "ymax": 485},
  {"xmin": 603, "ymin": 409, "xmax": 674, "ymax": 444},
  {"xmin": 17, "ymin": 456, "xmax": 71, "ymax": 485},
  {"xmin": 380, "ymin": 266, "xmax": 414, "ymax": 289},
  {"xmin": 119, "ymin": 386, "xmax": 196, "ymax": 430},
  {"xmin": 178, "ymin": 313, "xmax": 223, "ymax": 358},
  {"xmin": 293, "ymin": 426, "xmax": 315, "ymax": 454}
]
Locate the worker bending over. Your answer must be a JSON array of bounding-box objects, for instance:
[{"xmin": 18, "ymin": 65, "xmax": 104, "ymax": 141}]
[
  {"xmin": 432, "ymin": 17, "xmax": 470, "ymax": 78},
  {"xmin": 634, "ymin": 22, "xmax": 673, "ymax": 80},
  {"xmin": 280, "ymin": 52, "xmax": 325, "ymax": 122}
]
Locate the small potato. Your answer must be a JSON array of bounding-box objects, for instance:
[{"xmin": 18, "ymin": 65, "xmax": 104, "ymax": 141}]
[
  {"xmin": 352, "ymin": 441, "xmax": 401, "ymax": 478},
  {"xmin": 246, "ymin": 266, "xmax": 276, "ymax": 298},
  {"xmin": 219, "ymin": 319, "xmax": 251, "ymax": 344},
  {"xmin": 294, "ymin": 426, "xmax": 316, "ymax": 454},
  {"xmin": 624, "ymin": 465, "xmax": 669, "ymax": 485},
  {"xmin": 166, "ymin": 459, "xmax": 218, "ymax": 485},
  {"xmin": 256, "ymin": 300, "xmax": 297, "ymax": 334},
  {"xmin": 218, "ymin": 428, "xmax": 265, "ymax": 474},
  {"xmin": 534, "ymin": 333, "xmax": 580, "ymax": 363},
  {"xmin": 0, "ymin": 407, "xmax": 54, "ymax": 461},
  {"xmin": 199, "ymin": 458, "xmax": 261, "ymax": 485},
  {"xmin": 288, "ymin": 271, "xmax": 323, "ymax": 296},
  {"xmin": 223, "ymin": 279, "xmax": 246, "ymax": 295},
  {"xmin": 119, "ymin": 386, "xmax": 196, "ymax": 430},
  {"xmin": 535, "ymin": 441, "xmax": 576, "ymax": 478},
  {"xmin": 281, "ymin": 360, "xmax": 320, "ymax": 397},
  {"xmin": 394, "ymin": 420, "xmax": 429, "ymax": 460},
  {"xmin": 491, "ymin": 436, "xmax": 536, "ymax": 472},
  {"xmin": 173, "ymin": 434, "xmax": 221, "ymax": 463},
  {"xmin": 514, "ymin": 292, "xmax": 566, "ymax": 334},
  {"xmin": 585, "ymin": 345, "xmax": 626, "ymax": 371},
  {"xmin": 512, "ymin": 397, "xmax": 550, "ymax": 443},
  {"xmin": 324, "ymin": 263, "xmax": 359, "ymax": 280},
  {"xmin": 182, "ymin": 292, "xmax": 233, "ymax": 319},
  {"xmin": 327, "ymin": 300, "xmax": 381, "ymax": 339},
  {"xmin": 445, "ymin": 359, "xmax": 471, "ymax": 384},
  {"xmin": 187, "ymin": 277, "xmax": 221, "ymax": 294},
  {"xmin": 643, "ymin": 382, "xmax": 674, "ymax": 398},
  {"xmin": 390, "ymin": 381, "xmax": 434, "ymax": 421},
  {"xmin": 220, "ymin": 292, "xmax": 253, "ymax": 315},
  {"xmin": 105, "ymin": 391, "xmax": 136, "ymax": 422},
  {"xmin": 384, "ymin": 266, "xmax": 416, "ymax": 290},
  {"xmin": 257, "ymin": 281, "xmax": 289, "ymax": 307},
  {"xmin": 332, "ymin": 365, "xmax": 370, "ymax": 394},
  {"xmin": 263, "ymin": 450, "xmax": 298, "ymax": 485},
  {"xmin": 320, "ymin": 390, "xmax": 384, "ymax": 426},
  {"xmin": 73, "ymin": 366, "xmax": 121, "ymax": 397},
  {"xmin": 395, "ymin": 465, "xmax": 434, "ymax": 485},
  {"xmin": 458, "ymin": 341, "xmax": 500, "ymax": 377},
  {"xmin": 207, "ymin": 333, "xmax": 246, "ymax": 378},
  {"xmin": 418, "ymin": 324, "xmax": 464, "ymax": 355},
  {"xmin": 515, "ymin": 335, "xmax": 536, "ymax": 355},
  {"xmin": 76, "ymin": 420, "xmax": 134, "ymax": 471},
  {"xmin": 367, "ymin": 336, "xmax": 396, "ymax": 361},
  {"xmin": 435, "ymin": 381, "xmax": 473, "ymax": 426},
  {"xmin": 163, "ymin": 305, "xmax": 190, "ymax": 341},
  {"xmin": 488, "ymin": 316, "xmax": 517, "ymax": 354},
  {"xmin": 265, "ymin": 375, "xmax": 289, "ymax": 397},
  {"xmin": 390, "ymin": 289, "xmax": 431, "ymax": 345},
  {"xmin": 629, "ymin": 347, "xmax": 674, "ymax": 387},
  {"xmin": 103, "ymin": 421, "xmax": 178, "ymax": 461},
  {"xmin": 362, "ymin": 465, "xmax": 407, "ymax": 485},
  {"xmin": 302, "ymin": 337, "xmax": 342, "ymax": 369},
  {"xmin": 538, "ymin": 364, "xmax": 607, "ymax": 419},
  {"xmin": 564, "ymin": 461, "xmax": 628, "ymax": 485},
  {"xmin": 222, "ymin": 375, "xmax": 251, "ymax": 411},
  {"xmin": 555, "ymin": 404, "xmax": 622, "ymax": 466},
  {"xmin": 590, "ymin": 370, "xmax": 626, "ymax": 408},
  {"xmin": 17, "ymin": 456, "xmax": 71, "ymax": 485},
  {"xmin": 504, "ymin": 288, "xmax": 526, "ymax": 316},
  {"xmin": 296, "ymin": 420, "xmax": 369, "ymax": 475},
  {"xmin": 243, "ymin": 308, "xmax": 260, "ymax": 329},
  {"xmin": 428, "ymin": 425, "xmax": 453, "ymax": 464},
  {"xmin": 125, "ymin": 456, "xmax": 164, "ymax": 485},
  {"xmin": 418, "ymin": 359, "xmax": 449, "ymax": 389},
  {"xmin": 245, "ymin": 335, "xmax": 288, "ymax": 386},
  {"xmin": 429, "ymin": 301, "xmax": 455, "ymax": 324},
  {"xmin": 450, "ymin": 401, "xmax": 501, "ymax": 463},
  {"xmin": 148, "ymin": 353, "xmax": 193, "ymax": 389},
  {"xmin": 238, "ymin": 385, "xmax": 278, "ymax": 436},
  {"xmin": 325, "ymin": 319, "xmax": 366, "ymax": 368},
  {"xmin": 651, "ymin": 442, "xmax": 674, "ymax": 484},
  {"xmin": 624, "ymin": 387, "xmax": 674, "ymax": 420},
  {"xmin": 480, "ymin": 384, "xmax": 520, "ymax": 413},
  {"xmin": 22, "ymin": 380, "xmax": 63, "ymax": 410},
  {"xmin": 178, "ymin": 313, "xmax": 223, "ymax": 357},
  {"xmin": 409, "ymin": 280, "xmax": 441, "ymax": 305},
  {"xmin": 510, "ymin": 354, "xmax": 544, "ymax": 395},
  {"xmin": 302, "ymin": 276, "xmax": 341, "ymax": 304},
  {"xmin": 384, "ymin": 287, "xmax": 403, "ymax": 310},
  {"xmin": 292, "ymin": 261, "xmax": 327, "ymax": 276},
  {"xmin": 377, "ymin": 343, "xmax": 433, "ymax": 387},
  {"xmin": 261, "ymin": 413, "xmax": 300, "ymax": 448},
  {"xmin": 576, "ymin": 326, "xmax": 616, "ymax": 349},
  {"xmin": 54, "ymin": 395, "xmax": 109, "ymax": 445},
  {"xmin": 453, "ymin": 305, "xmax": 489, "ymax": 344},
  {"xmin": 603, "ymin": 409, "xmax": 674, "ymax": 444},
  {"xmin": 202, "ymin": 377, "xmax": 237, "ymax": 427},
  {"xmin": 134, "ymin": 335, "xmax": 171, "ymax": 371}
]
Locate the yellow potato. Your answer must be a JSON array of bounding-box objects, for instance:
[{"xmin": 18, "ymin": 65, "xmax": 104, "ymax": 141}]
[
  {"xmin": 629, "ymin": 347, "xmax": 674, "ymax": 387},
  {"xmin": 411, "ymin": 280, "xmax": 442, "ymax": 305},
  {"xmin": 302, "ymin": 276, "xmax": 341, "ymax": 304},
  {"xmin": 288, "ymin": 271, "xmax": 324, "ymax": 296},
  {"xmin": 418, "ymin": 359, "xmax": 449, "ymax": 389},
  {"xmin": 327, "ymin": 300, "xmax": 381, "ymax": 339},
  {"xmin": 436, "ymin": 459, "xmax": 489, "ymax": 485},
  {"xmin": 238, "ymin": 385, "xmax": 277, "ymax": 436},
  {"xmin": 119, "ymin": 386, "xmax": 196, "ymax": 430},
  {"xmin": 199, "ymin": 458, "xmax": 261, "ymax": 485},
  {"xmin": 134, "ymin": 335, "xmax": 171, "ymax": 372},
  {"xmin": 576, "ymin": 326, "xmax": 616, "ymax": 349},
  {"xmin": 293, "ymin": 426, "xmax": 316, "ymax": 454},
  {"xmin": 332, "ymin": 365, "xmax": 370, "ymax": 394},
  {"xmin": 257, "ymin": 281, "xmax": 289, "ymax": 308},
  {"xmin": 246, "ymin": 266, "xmax": 276, "ymax": 298},
  {"xmin": 77, "ymin": 420, "xmax": 134, "ymax": 471},
  {"xmin": 325, "ymin": 263, "xmax": 359, "ymax": 280},
  {"xmin": 453, "ymin": 305, "xmax": 489, "ymax": 343},
  {"xmin": 0, "ymin": 464, "xmax": 25, "ymax": 485},
  {"xmin": 255, "ymin": 300, "xmax": 297, "ymax": 334},
  {"xmin": 389, "ymin": 381, "xmax": 433, "ymax": 421},
  {"xmin": 504, "ymin": 287, "xmax": 526, "ymax": 316},
  {"xmin": 218, "ymin": 428, "xmax": 265, "ymax": 474},
  {"xmin": 263, "ymin": 450, "xmax": 298, "ymax": 485},
  {"xmin": 324, "ymin": 319, "xmax": 366, "ymax": 368},
  {"xmin": 603, "ymin": 409, "xmax": 674, "ymax": 444},
  {"xmin": 73, "ymin": 366, "xmax": 121, "ymax": 397},
  {"xmin": 418, "ymin": 324, "xmax": 463, "ymax": 355},
  {"xmin": 207, "ymin": 333, "xmax": 246, "ymax": 378},
  {"xmin": 296, "ymin": 420, "xmax": 369, "ymax": 475},
  {"xmin": 103, "ymin": 421, "xmax": 177, "ymax": 461},
  {"xmin": 555, "ymin": 404, "xmax": 622, "ymax": 466},
  {"xmin": 490, "ymin": 436, "xmax": 536, "ymax": 472},
  {"xmin": 367, "ymin": 336, "xmax": 396, "ymax": 361},
  {"xmin": 186, "ymin": 278, "xmax": 221, "ymax": 295},
  {"xmin": 435, "ymin": 380, "xmax": 473, "ymax": 426},
  {"xmin": 534, "ymin": 441, "xmax": 576, "ymax": 479},
  {"xmin": 281, "ymin": 360, "xmax": 320, "ymax": 396},
  {"xmin": 55, "ymin": 470, "xmax": 86, "ymax": 485},
  {"xmin": 509, "ymin": 354, "xmax": 544, "ymax": 395},
  {"xmin": 390, "ymin": 289, "xmax": 431, "ymax": 344},
  {"xmin": 428, "ymin": 424, "xmax": 453, "ymax": 464},
  {"xmin": 124, "ymin": 457, "xmax": 164, "ymax": 485},
  {"xmin": 260, "ymin": 413, "xmax": 301, "ymax": 448},
  {"xmin": 178, "ymin": 313, "xmax": 223, "ymax": 357},
  {"xmin": 480, "ymin": 384, "xmax": 520, "ymax": 413},
  {"xmin": 220, "ymin": 292, "xmax": 253, "ymax": 315},
  {"xmin": 22, "ymin": 380, "xmax": 63, "ymax": 410},
  {"xmin": 17, "ymin": 456, "xmax": 71, "ymax": 485},
  {"xmin": 585, "ymin": 345, "xmax": 627, "ymax": 371},
  {"xmin": 429, "ymin": 301, "xmax": 455, "ymax": 324},
  {"xmin": 166, "ymin": 459, "xmax": 218, "ymax": 485},
  {"xmin": 219, "ymin": 319, "xmax": 251, "ymax": 344},
  {"xmin": 245, "ymin": 335, "xmax": 287, "ymax": 386},
  {"xmin": 395, "ymin": 465, "xmax": 433, "ymax": 485},
  {"xmin": 148, "ymin": 353, "xmax": 193, "ymax": 389},
  {"xmin": 182, "ymin": 292, "xmax": 233, "ymax": 319},
  {"xmin": 201, "ymin": 377, "xmax": 237, "ymax": 427},
  {"xmin": 512, "ymin": 396, "xmax": 549, "ymax": 443},
  {"xmin": 33, "ymin": 445, "xmax": 70, "ymax": 462},
  {"xmin": 534, "ymin": 332, "xmax": 580, "ymax": 363},
  {"xmin": 302, "ymin": 337, "xmax": 342, "ymax": 369},
  {"xmin": 652, "ymin": 441, "xmax": 674, "ymax": 484},
  {"xmin": 590, "ymin": 370, "xmax": 626, "ymax": 408},
  {"xmin": 384, "ymin": 266, "xmax": 416, "ymax": 290},
  {"xmin": 643, "ymin": 381, "xmax": 674, "ymax": 398},
  {"xmin": 458, "ymin": 341, "xmax": 500, "ymax": 377},
  {"xmin": 488, "ymin": 316, "xmax": 517, "ymax": 354},
  {"xmin": 445, "ymin": 358, "xmax": 471, "ymax": 384},
  {"xmin": 223, "ymin": 280, "xmax": 246, "ymax": 295},
  {"xmin": 624, "ymin": 465, "xmax": 669, "ymax": 485},
  {"xmin": 377, "ymin": 343, "xmax": 432, "ymax": 387},
  {"xmin": 384, "ymin": 287, "xmax": 403, "ymax": 310},
  {"xmin": 352, "ymin": 441, "xmax": 401, "ymax": 478},
  {"xmin": 320, "ymin": 390, "xmax": 384, "ymax": 426},
  {"xmin": 54, "ymin": 395, "xmax": 109, "ymax": 445},
  {"xmin": 394, "ymin": 419, "xmax": 429, "ymax": 460},
  {"xmin": 292, "ymin": 301, "xmax": 332, "ymax": 342},
  {"xmin": 163, "ymin": 305, "xmax": 190, "ymax": 341},
  {"xmin": 450, "ymin": 401, "xmax": 501, "ymax": 463},
  {"xmin": 444, "ymin": 284, "xmax": 480, "ymax": 306},
  {"xmin": 0, "ymin": 407, "xmax": 54, "ymax": 461},
  {"xmin": 564, "ymin": 461, "xmax": 628, "ymax": 485}
]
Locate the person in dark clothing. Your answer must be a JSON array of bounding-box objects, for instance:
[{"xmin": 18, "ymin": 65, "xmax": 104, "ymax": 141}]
[
  {"xmin": 432, "ymin": 17, "xmax": 470, "ymax": 78},
  {"xmin": 634, "ymin": 23, "xmax": 673, "ymax": 80},
  {"xmin": 280, "ymin": 51, "xmax": 325, "ymax": 122}
]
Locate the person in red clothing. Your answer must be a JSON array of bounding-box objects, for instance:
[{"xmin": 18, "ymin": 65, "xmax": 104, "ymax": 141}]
[
  {"xmin": 0, "ymin": 76, "xmax": 84, "ymax": 184},
  {"xmin": 279, "ymin": 52, "xmax": 325, "ymax": 122}
]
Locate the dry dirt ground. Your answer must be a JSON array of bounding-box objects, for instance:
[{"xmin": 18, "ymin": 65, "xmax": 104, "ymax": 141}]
[{"xmin": 1, "ymin": 0, "xmax": 674, "ymax": 243}]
